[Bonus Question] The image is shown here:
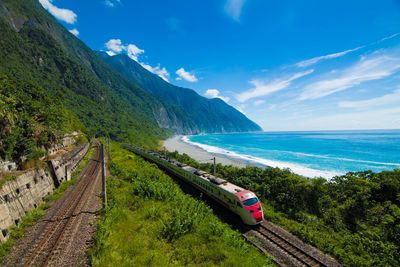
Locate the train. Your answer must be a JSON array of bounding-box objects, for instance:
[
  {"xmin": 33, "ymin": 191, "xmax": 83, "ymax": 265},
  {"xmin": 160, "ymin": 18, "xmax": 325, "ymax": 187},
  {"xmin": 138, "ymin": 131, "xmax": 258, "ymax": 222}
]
[{"xmin": 123, "ymin": 144, "xmax": 264, "ymax": 225}]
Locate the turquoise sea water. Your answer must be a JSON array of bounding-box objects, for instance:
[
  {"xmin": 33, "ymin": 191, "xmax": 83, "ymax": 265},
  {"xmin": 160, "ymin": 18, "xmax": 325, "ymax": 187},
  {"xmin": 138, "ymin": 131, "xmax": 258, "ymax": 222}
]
[{"xmin": 185, "ymin": 130, "xmax": 400, "ymax": 179}]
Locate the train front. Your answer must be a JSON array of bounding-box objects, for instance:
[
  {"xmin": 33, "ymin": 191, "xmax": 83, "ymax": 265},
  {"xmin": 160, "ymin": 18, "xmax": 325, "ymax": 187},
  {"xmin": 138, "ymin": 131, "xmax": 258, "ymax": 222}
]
[{"xmin": 236, "ymin": 190, "xmax": 264, "ymax": 225}]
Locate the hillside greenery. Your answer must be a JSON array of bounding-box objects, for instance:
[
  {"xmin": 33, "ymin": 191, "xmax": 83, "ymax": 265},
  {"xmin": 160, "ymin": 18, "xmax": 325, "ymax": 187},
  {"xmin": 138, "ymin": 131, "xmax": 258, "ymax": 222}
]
[
  {"xmin": 165, "ymin": 150, "xmax": 400, "ymax": 266},
  {"xmin": 90, "ymin": 143, "xmax": 273, "ymax": 266},
  {"xmin": 0, "ymin": 72, "xmax": 82, "ymax": 166},
  {"xmin": 0, "ymin": 0, "xmax": 205, "ymax": 135},
  {"xmin": 0, "ymin": 17, "xmax": 168, "ymax": 162}
]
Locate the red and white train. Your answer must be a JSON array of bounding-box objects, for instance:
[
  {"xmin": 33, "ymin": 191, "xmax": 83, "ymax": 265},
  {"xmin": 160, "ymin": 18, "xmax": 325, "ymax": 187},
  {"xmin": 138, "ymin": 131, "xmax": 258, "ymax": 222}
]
[{"xmin": 124, "ymin": 145, "xmax": 264, "ymax": 225}]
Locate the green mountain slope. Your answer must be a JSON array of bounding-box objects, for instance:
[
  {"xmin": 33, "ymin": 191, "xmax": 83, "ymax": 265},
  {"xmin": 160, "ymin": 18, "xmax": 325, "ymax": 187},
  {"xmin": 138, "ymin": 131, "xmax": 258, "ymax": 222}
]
[
  {"xmin": 97, "ymin": 52, "xmax": 262, "ymax": 133},
  {"xmin": 0, "ymin": 72, "xmax": 82, "ymax": 165},
  {"xmin": 0, "ymin": 0, "xmax": 199, "ymax": 136}
]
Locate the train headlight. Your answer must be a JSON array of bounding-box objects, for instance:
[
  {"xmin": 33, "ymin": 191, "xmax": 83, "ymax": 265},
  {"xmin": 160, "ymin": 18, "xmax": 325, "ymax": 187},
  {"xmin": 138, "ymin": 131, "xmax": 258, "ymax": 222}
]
[
  {"xmin": 249, "ymin": 210, "xmax": 255, "ymax": 214},
  {"xmin": 257, "ymin": 206, "xmax": 261, "ymax": 211}
]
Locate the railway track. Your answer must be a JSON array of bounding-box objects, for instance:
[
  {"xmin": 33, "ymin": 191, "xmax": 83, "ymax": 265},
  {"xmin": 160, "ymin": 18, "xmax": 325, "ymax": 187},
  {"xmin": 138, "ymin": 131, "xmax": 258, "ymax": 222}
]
[
  {"xmin": 21, "ymin": 143, "xmax": 102, "ymax": 266},
  {"xmin": 252, "ymin": 223, "xmax": 327, "ymax": 267}
]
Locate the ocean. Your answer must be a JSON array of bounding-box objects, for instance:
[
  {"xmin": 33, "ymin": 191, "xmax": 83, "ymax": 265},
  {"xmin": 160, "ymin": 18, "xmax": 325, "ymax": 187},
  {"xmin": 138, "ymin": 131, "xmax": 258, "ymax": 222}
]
[{"xmin": 184, "ymin": 130, "xmax": 400, "ymax": 179}]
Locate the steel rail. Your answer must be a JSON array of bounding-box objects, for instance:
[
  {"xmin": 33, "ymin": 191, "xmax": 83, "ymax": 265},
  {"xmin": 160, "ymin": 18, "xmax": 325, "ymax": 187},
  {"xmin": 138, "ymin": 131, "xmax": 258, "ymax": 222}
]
[
  {"xmin": 254, "ymin": 224, "xmax": 327, "ymax": 267},
  {"xmin": 23, "ymin": 143, "xmax": 101, "ymax": 266}
]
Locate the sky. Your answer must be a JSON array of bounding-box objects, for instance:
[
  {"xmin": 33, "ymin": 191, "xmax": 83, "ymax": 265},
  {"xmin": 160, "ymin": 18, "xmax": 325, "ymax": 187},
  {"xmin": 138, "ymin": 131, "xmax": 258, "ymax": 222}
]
[{"xmin": 39, "ymin": 0, "xmax": 400, "ymax": 131}]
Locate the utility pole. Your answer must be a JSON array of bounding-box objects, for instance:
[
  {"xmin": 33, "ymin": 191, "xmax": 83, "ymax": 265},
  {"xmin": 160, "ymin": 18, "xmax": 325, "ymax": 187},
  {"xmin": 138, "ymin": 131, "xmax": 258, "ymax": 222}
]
[
  {"xmin": 108, "ymin": 136, "xmax": 110, "ymax": 160},
  {"xmin": 101, "ymin": 143, "xmax": 107, "ymax": 208},
  {"xmin": 213, "ymin": 156, "xmax": 216, "ymax": 177}
]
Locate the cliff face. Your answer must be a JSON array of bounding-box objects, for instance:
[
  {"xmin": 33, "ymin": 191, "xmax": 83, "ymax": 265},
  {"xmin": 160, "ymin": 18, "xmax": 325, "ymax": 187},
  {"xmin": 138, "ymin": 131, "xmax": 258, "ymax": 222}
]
[{"xmin": 98, "ymin": 52, "xmax": 262, "ymax": 133}]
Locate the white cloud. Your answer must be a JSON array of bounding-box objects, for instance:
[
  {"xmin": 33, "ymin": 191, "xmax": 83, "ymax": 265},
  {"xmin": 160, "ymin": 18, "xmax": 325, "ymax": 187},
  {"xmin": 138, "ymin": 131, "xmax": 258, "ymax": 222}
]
[
  {"xmin": 126, "ymin": 44, "xmax": 145, "ymax": 61},
  {"xmin": 205, "ymin": 89, "xmax": 230, "ymax": 102},
  {"xmin": 105, "ymin": 39, "xmax": 145, "ymax": 62},
  {"xmin": 299, "ymin": 49, "xmax": 400, "ymax": 100},
  {"xmin": 106, "ymin": 51, "xmax": 116, "ymax": 56},
  {"xmin": 296, "ymin": 46, "xmax": 363, "ymax": 67},
  {"xmin": 380, "ymin": 33, "xmax": 400, "ymax": 42},
  {"xmin": 237, "ymin": 104, "xmax": 247, "ymax": 114},
  {"xmin": 104, "ymin": 0, "xmax": 114, "ymax": 7},
  {"xmin": 254, "ymin": 100, "xmax": 265, "ymax": 106},
  {"xmin": 105, "ymin": 38, "xmax": 169, "ymax": 81},
  {"xmin": 69, "ymin": 28, "xmax": 79, "ymax": 36},
  {"xmin": 104, "ymin": 0, "xmax": 121, "ymax": 7},
  {"xmin": 237, "ymin": 69, "xmax": 314, "ymax": 102},
  {"xmin": 224, "ymin": 0, "xmax": 246, "ymax": 21},
  {"xmin": 105, "ymin": 39, "xmax": 125, "ymax": 53},
  {"xmin": 39, "ymin": 0, "xmax": 77, "ymax": 24},
  {"xmin": 176, "ymin": 68, "xmax": 198, "ymax": 82},
  {"xmin": 141, "ymin": 64, "xmax": 170, "ymax": 82},
  {"xmin": 338, "ymin": 89, "xmax": 400, "ymax": 109}
]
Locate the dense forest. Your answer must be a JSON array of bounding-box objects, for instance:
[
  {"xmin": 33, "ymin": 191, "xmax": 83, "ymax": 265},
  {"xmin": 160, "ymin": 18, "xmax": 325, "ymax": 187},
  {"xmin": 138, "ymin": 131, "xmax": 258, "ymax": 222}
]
[
  {"xmin": 166, "ymin": 150, "xmax": 400, "ymax": 266},
  {"xmin": 0, "ymin": 18, "xmax": 169, "ymax": 149},
  {"xmin": 0, "ymin": 73, "xmax": 82, "ymax": 166}
]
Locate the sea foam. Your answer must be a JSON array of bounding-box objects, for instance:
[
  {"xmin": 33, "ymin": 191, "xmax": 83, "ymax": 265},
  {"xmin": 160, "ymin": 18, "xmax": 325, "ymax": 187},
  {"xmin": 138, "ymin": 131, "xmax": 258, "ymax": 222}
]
[{"xmin": 182, "ymin": 136, "xmax": 342, "ymax": 179}]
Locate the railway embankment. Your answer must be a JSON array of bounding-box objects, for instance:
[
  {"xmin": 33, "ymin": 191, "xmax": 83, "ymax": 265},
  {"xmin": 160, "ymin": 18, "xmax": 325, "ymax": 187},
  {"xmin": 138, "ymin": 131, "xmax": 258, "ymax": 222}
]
[
  {"xmin": 89, "ymin": 142, "xmax": 273, "ymax": 266},
  {"xmin": 0, "ymin": 142, "xmax": 90, "ymax": 242}
]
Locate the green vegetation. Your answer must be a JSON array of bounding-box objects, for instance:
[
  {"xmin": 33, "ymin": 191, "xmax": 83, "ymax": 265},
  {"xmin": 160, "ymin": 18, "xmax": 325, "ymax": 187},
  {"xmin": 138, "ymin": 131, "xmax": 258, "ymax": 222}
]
[
  {"xmin": 0, "ymin": 17, "xmax": 169, "ymax": 151},
  {"xmin": 0, "ymin": 72, "xmax": 82, "ymax": 166},
  {"xmin": 90, "ymin": 143, "xmax": 273, "ymax": 266},
  {"xmin": 166, "ymin": 150, "xmax": 400, "ymax": 266},
  {"xmin": 0, "ymin": 144, "xmax": 95, "ymax": 261}
]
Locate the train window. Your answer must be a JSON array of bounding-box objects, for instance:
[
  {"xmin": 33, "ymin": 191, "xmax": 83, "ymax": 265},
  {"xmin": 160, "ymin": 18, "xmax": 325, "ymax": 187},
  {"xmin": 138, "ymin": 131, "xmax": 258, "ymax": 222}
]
[{"xmin": 242, "ymin": 197, "xmax": 259, "ymax": 207}]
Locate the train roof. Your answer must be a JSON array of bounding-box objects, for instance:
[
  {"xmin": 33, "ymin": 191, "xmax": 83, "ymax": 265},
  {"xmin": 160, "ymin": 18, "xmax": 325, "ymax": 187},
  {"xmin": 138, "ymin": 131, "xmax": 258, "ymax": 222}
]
[
  {"xmin": 125, "ymin": 145, "xmax": 248, "ymax": 196},
  {"xmin": 182, "ymin": 165, "xmax": 246, "ymax": 194}
]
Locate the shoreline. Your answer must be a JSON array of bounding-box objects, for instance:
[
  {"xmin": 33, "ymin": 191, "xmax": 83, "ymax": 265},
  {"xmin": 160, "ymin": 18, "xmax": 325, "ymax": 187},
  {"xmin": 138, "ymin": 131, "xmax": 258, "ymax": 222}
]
[
  {"xmin": 163, "ymin": 135, "xmax": 344, "ymax": 179},
  {"xmin": 163, "ymin": 135, "xmax": 263, "ymax": 169}
]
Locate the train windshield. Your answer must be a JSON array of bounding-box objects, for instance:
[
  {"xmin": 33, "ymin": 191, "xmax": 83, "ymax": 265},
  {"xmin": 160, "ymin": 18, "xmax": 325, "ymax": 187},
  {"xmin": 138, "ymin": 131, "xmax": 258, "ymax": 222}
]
[{"xmin": 242, "ymin": 197, "xmax": 259, "ymax": 207}]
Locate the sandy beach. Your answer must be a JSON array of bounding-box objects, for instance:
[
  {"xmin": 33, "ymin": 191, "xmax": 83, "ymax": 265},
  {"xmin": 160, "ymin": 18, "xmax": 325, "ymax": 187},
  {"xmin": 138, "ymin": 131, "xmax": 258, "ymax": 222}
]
[{"xmin": 163, "ymin": 135, "xmax": 252, "ymax": 168}]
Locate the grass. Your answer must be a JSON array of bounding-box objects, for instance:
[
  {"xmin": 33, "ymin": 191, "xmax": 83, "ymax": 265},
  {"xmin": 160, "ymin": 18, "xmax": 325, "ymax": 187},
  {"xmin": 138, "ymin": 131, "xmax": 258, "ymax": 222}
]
[
  {"xmin": 0, "ymin": 142, "xmax": 94, "ymax": 262},
  {"xmin": 89, "ymin": 142, "xmax": 274, "ymax": 266}
]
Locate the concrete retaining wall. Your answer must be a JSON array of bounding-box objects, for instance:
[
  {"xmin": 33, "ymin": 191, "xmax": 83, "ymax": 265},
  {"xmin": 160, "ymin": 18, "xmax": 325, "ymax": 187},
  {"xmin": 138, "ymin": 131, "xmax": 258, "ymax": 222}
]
[
  {"xmin": 48, "ymin": 133, "xmax": 79, "ymax": 156},
  {"xmin": 50, "ymin": 142, "xmax": 90, "ymax": 185},
  {"xmin": 0, "ymin": 142, "xmax": 90, "ymax": 242}
]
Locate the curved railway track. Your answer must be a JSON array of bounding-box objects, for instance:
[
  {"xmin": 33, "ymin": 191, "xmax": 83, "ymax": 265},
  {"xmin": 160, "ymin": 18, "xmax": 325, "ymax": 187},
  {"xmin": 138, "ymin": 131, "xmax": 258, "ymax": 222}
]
[
  {"xmin": 21, "ymin": 143, "xmax": 102, "ymax": 267},
  {"xmin": 122, "ymin": 145, "xmax": 340, "ymax": 267}
]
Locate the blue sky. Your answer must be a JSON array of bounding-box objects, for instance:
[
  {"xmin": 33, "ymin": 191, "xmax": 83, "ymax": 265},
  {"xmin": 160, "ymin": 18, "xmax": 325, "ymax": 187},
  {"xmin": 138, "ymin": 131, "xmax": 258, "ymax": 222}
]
[{"xmin": 39, "ymin": 0, "xmax": 400, "ymax": 131}]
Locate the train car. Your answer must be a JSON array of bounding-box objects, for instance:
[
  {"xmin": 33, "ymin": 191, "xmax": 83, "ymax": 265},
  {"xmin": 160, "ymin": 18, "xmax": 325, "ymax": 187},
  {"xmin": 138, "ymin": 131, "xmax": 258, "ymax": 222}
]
[{"xmin": 123, "ymin": 144, "xmax": 264, "ymax": 225}]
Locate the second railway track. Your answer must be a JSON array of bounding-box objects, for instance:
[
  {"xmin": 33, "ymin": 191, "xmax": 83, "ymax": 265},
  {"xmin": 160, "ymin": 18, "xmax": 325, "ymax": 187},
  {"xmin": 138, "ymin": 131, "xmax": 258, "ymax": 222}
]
[{"xmin": 20, "ymin": 142, "xmax": 102, "ymax": 267}]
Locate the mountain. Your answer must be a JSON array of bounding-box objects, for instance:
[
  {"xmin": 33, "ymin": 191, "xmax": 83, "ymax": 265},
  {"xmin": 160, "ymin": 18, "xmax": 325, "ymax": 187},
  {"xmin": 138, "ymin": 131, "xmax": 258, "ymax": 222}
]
[
  {"xmin": 97, "ymin": 52, "xmax": 262, "ymax": 133},
  {"xmin": 0, "ymin": 0, "xmax": 199, "ymax": 141},
  {"xmin": 0, "ymin": 0, "xmax": 260, "ymax": 149}
]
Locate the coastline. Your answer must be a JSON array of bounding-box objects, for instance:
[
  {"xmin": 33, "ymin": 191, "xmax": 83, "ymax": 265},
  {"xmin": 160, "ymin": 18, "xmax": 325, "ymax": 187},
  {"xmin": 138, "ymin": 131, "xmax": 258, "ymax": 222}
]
[
  {"xmin": 162, "ymin": 135, "xmax": 343, "ymax": 179},
  {"xmin": 163, "ymin": 135, "xmax": 255, "ymax": 168}
]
